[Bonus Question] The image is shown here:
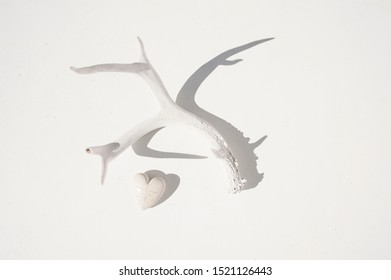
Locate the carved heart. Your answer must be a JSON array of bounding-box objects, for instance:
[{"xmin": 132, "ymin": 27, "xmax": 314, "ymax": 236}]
[{"xmin": 134, "ymin": 173, "xmax": 166, "ymax": 210}]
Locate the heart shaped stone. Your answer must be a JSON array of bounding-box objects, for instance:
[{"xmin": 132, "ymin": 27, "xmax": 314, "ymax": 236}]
[{"xmin": 134, "ymin": 173, "xmax": 166, "ymax": 210}]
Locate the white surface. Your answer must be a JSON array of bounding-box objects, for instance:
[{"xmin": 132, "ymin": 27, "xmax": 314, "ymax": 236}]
[
  {"xmin": 134, "ymin": 173, "xmax": 166, "ymax": 210},
  {"xmin": 1, "ymin": 0, "xmax": 391, "ymax": 259}
]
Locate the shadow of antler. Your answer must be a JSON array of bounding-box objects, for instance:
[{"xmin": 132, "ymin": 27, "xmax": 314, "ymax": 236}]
[{"xmin": 133, "ymin": 38, "xmax": 273, "ymax": 190}]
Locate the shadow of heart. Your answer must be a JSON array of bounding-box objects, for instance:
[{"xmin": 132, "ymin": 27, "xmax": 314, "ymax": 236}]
[{"xmin": 144, "ymin": 170, "xmax": 180, "ymax": 208}]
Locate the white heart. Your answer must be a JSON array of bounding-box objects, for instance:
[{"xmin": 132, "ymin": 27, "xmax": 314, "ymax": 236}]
[{"xmin": 134, "ymin": 173, "xmax": 166, "ymax": 210}]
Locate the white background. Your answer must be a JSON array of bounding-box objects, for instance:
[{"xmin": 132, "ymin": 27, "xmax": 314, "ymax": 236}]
[{"xmin": 1, "ymin": 0, "xmax": 391, "ymax": 259}]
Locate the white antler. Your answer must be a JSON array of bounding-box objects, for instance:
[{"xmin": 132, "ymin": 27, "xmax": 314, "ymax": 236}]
[{"xmin": 71, "ymin": 37, "xmax": 244, "ymax": 193}]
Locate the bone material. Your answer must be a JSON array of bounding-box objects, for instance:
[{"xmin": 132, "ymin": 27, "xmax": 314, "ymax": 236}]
[
  {"xmin": 134, "ymin": 173, "xmax": 166, "ymax": 210},
  {"xmin": 71, "ymin": 38, "xmax": 244, "ymax": 193}
]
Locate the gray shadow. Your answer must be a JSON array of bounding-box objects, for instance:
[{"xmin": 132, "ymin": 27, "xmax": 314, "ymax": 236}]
[
  {"xmin": 144, "ymin": 170, "xmax": 180, "ymax": 207},
  {"xmin": 133, "ymin": 128, "xmax": 206, "ymax": 159},
  {"xmin": 134, "ymin": 38, "xmax": 274, "ymax": 190}
]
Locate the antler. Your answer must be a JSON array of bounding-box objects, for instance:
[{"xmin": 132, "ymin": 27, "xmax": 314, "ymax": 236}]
[{"xmin": 71, "ymin": 37, "xmax": 244, "ymax": 193}]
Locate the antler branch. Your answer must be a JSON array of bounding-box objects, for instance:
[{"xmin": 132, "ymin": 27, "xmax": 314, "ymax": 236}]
[{"xmin": 71, "ymin": 38, "xmax": 244, "ymax": 193}]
